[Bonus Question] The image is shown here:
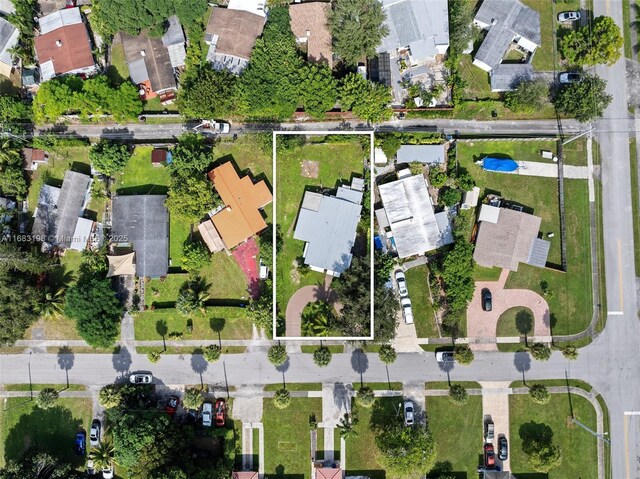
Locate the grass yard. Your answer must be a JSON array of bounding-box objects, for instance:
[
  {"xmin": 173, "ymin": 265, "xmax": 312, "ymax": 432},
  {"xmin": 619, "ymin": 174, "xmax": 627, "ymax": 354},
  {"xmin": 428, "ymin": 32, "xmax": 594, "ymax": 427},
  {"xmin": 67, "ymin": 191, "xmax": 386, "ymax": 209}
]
[
  {"xmin": 275, "ymin": 139, "xmax": 367, "ymax": 314},
  {"xmin": 457, "ymin": 142, "xmax": 592, "ymax": 334},
  {"xmin": 562, "ymin": 138, "xmax": 588, "ymax": 166},
  {"xmin": 0, "ymin": 397, "xmax": 92, "ymax": 468},
  {"xmin": 115, "ymin": 146, "xmax": 171, "ymax": 195},
  {"xmin": 458, "ymin": 55, "xmax": 500, "ymax": 101},
  {"xmin": 215, "ymin": 135, "xmax": 273, "ymax": 185},
  {"xmin": 473, "ymin": 264, "xmax": 502, "ymax": 281},
  {"xmin": 509, "ymin": 392, "xmax": 598, "ymax": 478},
  {"xmin": 145, "ymin": 274, "xmax": 189, "ymax": 308},
  {"xmin": 405, "ymin": 265, "xmax": 439, "ymax": 338},
  {"xmin": 107, "ymin": 40, "xmax": 129, "ymax": 85},
  {"xmin": 425, "ymin": 395, "xmax": 483, "ymax": 478},
  {"xmin": 134, "ymin": 306, "xmax": 253, "ymax": 340},
  {"xmin": 496, "ymin": 306, "xmax": 534, "ymax": 337},
  {"xmin": 263, "ymin": 398, "xmax": 322, "ymax": 479}
]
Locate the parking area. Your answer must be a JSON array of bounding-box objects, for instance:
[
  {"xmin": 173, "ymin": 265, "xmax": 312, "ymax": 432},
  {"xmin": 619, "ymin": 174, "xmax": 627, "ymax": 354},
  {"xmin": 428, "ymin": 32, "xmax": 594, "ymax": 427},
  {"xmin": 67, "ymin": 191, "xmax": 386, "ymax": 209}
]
[{"xmin": 479, "ymin": 381, "xmax": 511, "ymax": 473}]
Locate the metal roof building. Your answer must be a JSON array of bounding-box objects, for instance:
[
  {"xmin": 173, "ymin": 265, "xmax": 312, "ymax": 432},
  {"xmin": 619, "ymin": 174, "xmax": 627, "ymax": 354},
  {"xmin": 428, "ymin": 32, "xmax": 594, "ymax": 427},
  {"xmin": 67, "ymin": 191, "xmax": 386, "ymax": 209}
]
[
  {"xmin": 378, "ymin": 172, "xmax": 444, "ymax": 258},
  {"xmin": 0, "ymin": 18, "xmax": 18, "ymax": 78},
  {"xmin": 111, "ymin": 195, "xmax": 169, "ymax": 278},
  {"xmin": 377, "ymin": 0, "xmax": 449, "ymax": 63},
  {"xmin": 294, "ymin": 182, "xmax": 363, "ymax": 276},
  {"xmin": 489, "ymin": 63, "xmax": 534, "ymax": 92},
  {"xmin": 396, "ymin": 144, "xmax": 446, "ymax": 164}
]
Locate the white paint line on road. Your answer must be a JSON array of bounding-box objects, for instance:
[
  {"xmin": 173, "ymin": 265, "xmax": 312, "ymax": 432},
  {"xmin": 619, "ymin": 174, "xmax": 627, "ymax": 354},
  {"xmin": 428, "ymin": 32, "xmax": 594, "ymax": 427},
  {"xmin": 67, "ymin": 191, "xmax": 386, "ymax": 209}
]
[
  {"xmin": 618, "ymin": 239, "xmax": 624, "ymax": 311},
  {"xmin": 624, "ymin": 411, "xmax": 640, "ymax": 416},
  {"xmin": 608, "ymin": 311, "xmax": 625, "ymax": 316},
  {"xmin": 625, "ymin": 414, "xmax": 630, "ymax": 479}
]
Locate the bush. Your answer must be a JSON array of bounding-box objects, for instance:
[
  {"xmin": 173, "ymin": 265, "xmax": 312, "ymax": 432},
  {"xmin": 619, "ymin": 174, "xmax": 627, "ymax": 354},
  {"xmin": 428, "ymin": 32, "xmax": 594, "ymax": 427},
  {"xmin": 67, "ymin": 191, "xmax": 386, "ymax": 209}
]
[
  {"xmin": 529, "ymin": 384, "xmax": 551, "ymax": 404},
  {"xmin": 504, "ymin": 79, "xmax": 549, "ymax": 113},
  {"xmin": 89, "ymin": 140, "xmax": 131, "ymax": 176},
  {"xmin": 204, "ymin": 344, "xmax": 222, "ymax": 362},
  {"xmin": 268, "ymin": 344, "xmax": 288, "ymax": 367},
  {"xmin": 147, "ymin": 351, "xmax": 161, "ymax": 363},
  {"xmin": 356, "ymin": 386, "xmax": 375, "ymax": 408},
  {"xmin": 182, "ymin": 387, "xmax": 204, "ymax": 410},
  {"xmin": 181, "ymin": 239, "xmax": 210, "ymax": 273},
  {"xmin": 313, "ymin": 346, "xmax": 332, "ymax": 367},
  {"xmin": 378, "ymin": 344, "xmax": 397, "ymax": 364},
  {"xmin": 99, "ymin": 384, "xmax": 123, "ymax": 409},
  {"xmin": 36, "ymin": 388, "xmax": 59, "ymax": 409},
  {"xmin": 529, "ymin": 343, "xmax": 552, "ymax": 361},
  {"xmin": 439, "ymin": 187, "xmax": 462, "ymax": 207},
  {"xmin": 562, "ymin": 345, "xmax": 579, "ymax": 360},
  {"xmin": 272, "ymin": 388, "xmax": 291, "ymax": 409},
  {"xmin": 429, "ymin": 167, "xmax": 448, "ymax": 188},
  {"xmin": 409, "ymin": 161, "xmax": 424, "ymax": 176},
  {"xmin": 448, "ymin": 384, "xmax": 468, "ymax": 405},
  {"xmin": 454, "ymin": 345, "xmax": 474, "ymax": 365}
]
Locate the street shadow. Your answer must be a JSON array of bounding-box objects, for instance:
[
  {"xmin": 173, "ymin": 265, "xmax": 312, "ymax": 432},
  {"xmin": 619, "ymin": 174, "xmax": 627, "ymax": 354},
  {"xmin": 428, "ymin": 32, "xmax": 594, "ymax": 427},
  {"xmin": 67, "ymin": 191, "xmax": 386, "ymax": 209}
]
[
  {"xmin": 112, "ymin": 346, "xmax": 132, "ymax": 378},
  {"xmin": 191, "ymin": 348, "xmax": 208, "ymax": 388},
  {"xmin": 156, "ymin": 320, "xmax": 168, "ymax": 351},
  {"xmin": 56, "ymin": 346, "xmax": 74, "ymax": 389},
  {"xmin": 514, "ymin": 351, "xmax": 531, "ymax": 385},
  {"xmin": 351, "ymin": 349, "xmax": 369, "ymax": 387}
]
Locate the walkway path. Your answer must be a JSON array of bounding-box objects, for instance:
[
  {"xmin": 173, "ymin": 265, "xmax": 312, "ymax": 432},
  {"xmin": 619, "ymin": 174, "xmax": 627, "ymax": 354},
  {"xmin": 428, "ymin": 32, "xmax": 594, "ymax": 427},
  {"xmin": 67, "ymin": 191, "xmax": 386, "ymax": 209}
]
[
  {"xmin": 479, "ymin": 381, "xmax": 511, "ymax": 473},
  {"xmin": 466, "ymin": 270, "xmax": 551, "ymax": 351},
  {"xmin": 285, "ymin": 275, "xmax": 337, "ymax": 337},
  {"xmin": 319, "ymin": 383, "xmax": 352, "ymax": 462},
  {"xmin": 515, "ymin": 161, "xmax": 589, "ymax": 179}
]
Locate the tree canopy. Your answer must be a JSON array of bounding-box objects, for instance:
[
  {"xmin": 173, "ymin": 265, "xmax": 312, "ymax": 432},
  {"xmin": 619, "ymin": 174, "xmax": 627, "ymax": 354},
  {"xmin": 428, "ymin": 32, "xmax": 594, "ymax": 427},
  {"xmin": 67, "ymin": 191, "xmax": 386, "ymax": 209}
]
[
  {"xmin": 298, "ymin": 63, "xmax": 338, "ymax": 118},
  {"xmin": 375, "ymin": 424, "xmax": 437, "ymax": 478},
  {"xmin": 339, "ymin": 73, "xmax": 393, "ymax": 123},
  {"xmin": 559, "ymin": 16, "xmax": 623, "ymax": 66},
  {"xmin": 504, "ymin": 79, "xmax": 549, "ymax": 113},
  {"xmin": 329, "ymin": 0, "xmax": 389, "ymax": 66},
  {"xmin": 0, "ymin": 141, "xmax": 28, "ymax": 199},
  {"xmin": 553, "ymin": 73, "xmax": 612, "ymax": 122},
  {"xmin": 178, "ymin": 66, "xmax": 238, "ymax": 120},
  {"xmin": 89, "ymin": 140, "xmax": 131, "ymax": 176}
]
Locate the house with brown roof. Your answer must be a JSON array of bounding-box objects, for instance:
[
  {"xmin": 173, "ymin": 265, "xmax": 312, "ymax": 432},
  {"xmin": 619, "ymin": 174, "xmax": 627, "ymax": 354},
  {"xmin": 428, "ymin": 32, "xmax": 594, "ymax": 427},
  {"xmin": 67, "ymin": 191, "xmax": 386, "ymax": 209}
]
[
  {"xmin": 204, "ymin": 6, "xmax": 266, "ymax": 74},
  {"xmin": 314, "ymin": 466, "xmax": 343, "ymax": 479},
  {"xmin": 289, "ymin": 2, "xmax": 333, "ymax": 68},
  {"xmin": 120, "ymin": 16, "xmax": 186, "ymax": 102},
  {"xmin": 22, "ymin": 148, "xmax": 49, "ymax": 171},
  {"xmin": 201, "ymin": 161, "xmax": 272, "ymax": 251},
  {"xmin": 34, "ymin": 8, "xmax": 97, "ymax": 82},
  {"xmin": 473, "ymin": 204, "xmax": 550, "ymax": 271}
]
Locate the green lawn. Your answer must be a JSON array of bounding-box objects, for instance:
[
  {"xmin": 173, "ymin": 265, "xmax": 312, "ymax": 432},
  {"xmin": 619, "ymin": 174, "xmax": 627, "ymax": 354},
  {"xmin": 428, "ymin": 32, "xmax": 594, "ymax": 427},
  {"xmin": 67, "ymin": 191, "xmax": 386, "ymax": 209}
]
[
  {"xmin": 134, "ymin": 306, "xmax": 253, "ymax": 340},
  {"xmin": 509, "ymin": 392, "xmax": 598, "ymax": 478},
  {"xmin": 496, "ymin": 306, "xmax": 534, "ymax": 337},
  {"xmin": 473, "ymin": 264, "xmax": 502, "ymax": 281},
  {"xmin": 563, "ymin": 138, "xmax": 588, "ymax": 166},
  {"xmin": 107, "ymin": 40, "xmax": 129, "ymax": 86},
  {"xmin": 115, "ymin": 146, "xmax": 171, "ymax": 195},
  {"xmin": 263, "ymin": 398, "xmax": 322, "ymax": 479},
  {"xmin": 458, "ymin": 54, "xmax": 500, "ymax": 101},
  {"xmin": 426, "ymin": 395, "xmax": 483, "ymax": 478},
  {"xmin": 0, "ymin": 397, "xmax": 93, "ymax": 468},
  {"xmin": 215, "ymin": 135, "xmax": 273, "ymax": 185},
  {"xmin": 145, "ymin": 274, "xmax": 189, "ymax": 308},
  {"xmin": 405, "ymin": 265, "xmax": 438, "ymax": 338},
  {"xmin": 300, "ymin": 345, "xmax": 345, "ymax": 353},
  {"xmin": 458, "ymin": 141, "xmax": 593, "ymax": 334},
  {"xmin": 2, "ymin": 384, "xmax": 86, "ymax": 391},
  {"xmin": 275, "ymin": 140, "xmax": 367, "ymax": 314}
]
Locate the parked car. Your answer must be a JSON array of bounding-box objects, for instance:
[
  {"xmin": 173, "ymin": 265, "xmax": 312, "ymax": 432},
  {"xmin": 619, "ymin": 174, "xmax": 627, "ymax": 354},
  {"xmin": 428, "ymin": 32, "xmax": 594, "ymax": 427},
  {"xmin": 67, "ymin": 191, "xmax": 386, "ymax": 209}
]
[
  {"xmin": 102, "ymin": 466, "xmax": 114, "ymax": 479},
  {"xmin": 401, "ymin": 297, "xmax": 414, "ymax": 324},
  {"xmin": 166, "ymin": 396, "xmax": 179, "ymax": 416},
  {"xmin": 129, "ymin": 372, "xmax": 153, "ymax": 384},
  {"xmin": 484, "ymin": 443, "xmax": 496, "ymax": 469},
  {"xmin": 74, "ymin": 431, "xmax": 86, "ymax": 456},
  {"xmin": 89, "ymin": 419, "xmax": 101, "ymax": 447},
  {"xmin": 403, "ymin": 400, "xmax": 414, "ymax": 426},
  {"xmin": 498, "ymin": 435, "xmax": 508, "ymax": 460},
  {"xmin": 481, "ymin": 289, "xmax": 492, "ymax": 312},
  {"xmin": 559, "ymin": 72, "xmax": 581, "ymax": 84},
  {"xmin": 435, "ymin": 351, "xmax": 454, "ymax": 363},
  {"xmin": 394, "ymin": 270, "xmax": 408, "ymax": 297},
  {"xmin": 215, "ymin": 399, "xmax": 226, "ymax": 427},
  {"xmin": 259, "ymin": 259, "xmax": 269, "ymax": 279},
  {"xmin": 87, "ymin": 459, "xmax": 96, "ymax": 476},
  {"xmin": 485, "ymin": 420, "xmax": 495, "ymax": 442},
  {"xmin": 558, "ymin": 11, "xmax": 580, "ymax": 22},
  {"xmin": 202, "ymin": 402, "xmax": 213, "ymax": 427}
]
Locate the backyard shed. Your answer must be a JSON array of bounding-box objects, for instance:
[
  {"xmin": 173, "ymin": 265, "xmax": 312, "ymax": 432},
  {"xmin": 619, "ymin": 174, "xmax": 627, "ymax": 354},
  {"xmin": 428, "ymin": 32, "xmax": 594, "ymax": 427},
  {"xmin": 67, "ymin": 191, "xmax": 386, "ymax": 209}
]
[{"xmin": 396, "ymin": 144, "xmax": 446, "ymax": 165}]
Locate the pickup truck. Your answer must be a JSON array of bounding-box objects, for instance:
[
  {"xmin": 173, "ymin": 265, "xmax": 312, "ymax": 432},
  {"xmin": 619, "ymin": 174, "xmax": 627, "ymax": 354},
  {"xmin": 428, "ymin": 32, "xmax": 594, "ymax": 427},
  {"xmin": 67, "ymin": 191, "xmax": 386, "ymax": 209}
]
[
  {"xmin": 192, "ymin": 120, "xmax": 230, "ymax": 134},
  {"xmin": 485, "ymin": 420, "xmax": 495, "ymax": 442}
]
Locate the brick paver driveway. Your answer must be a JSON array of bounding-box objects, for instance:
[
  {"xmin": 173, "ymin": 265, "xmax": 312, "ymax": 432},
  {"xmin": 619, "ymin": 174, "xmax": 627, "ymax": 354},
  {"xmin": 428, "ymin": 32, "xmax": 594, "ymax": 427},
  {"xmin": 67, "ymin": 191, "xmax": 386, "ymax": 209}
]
[
  {"xmin": 467, "ymin": 269, "xmax": 551, "ymax": 351},
  {"xmin": 285, "ymin": 275, "xmax": 337, "ymax": 336}
]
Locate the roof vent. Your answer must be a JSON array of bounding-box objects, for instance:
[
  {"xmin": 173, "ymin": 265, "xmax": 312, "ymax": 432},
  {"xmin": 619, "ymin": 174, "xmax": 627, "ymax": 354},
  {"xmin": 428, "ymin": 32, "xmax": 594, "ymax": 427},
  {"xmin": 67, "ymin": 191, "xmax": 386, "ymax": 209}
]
[
  {"xmin": 140, "ymin": 50, "xmax": 146, "ymax": 57},
  {"xmin": 225, "ymin": 206, "xmax": 232, "ymax": 212},
  {"xmin": 55, "ymin": 40, "xmax": 62, "ymax": 47},
  {"xmin": 306, "ymin": 29, "xmax": 310, "ymax": 37}
]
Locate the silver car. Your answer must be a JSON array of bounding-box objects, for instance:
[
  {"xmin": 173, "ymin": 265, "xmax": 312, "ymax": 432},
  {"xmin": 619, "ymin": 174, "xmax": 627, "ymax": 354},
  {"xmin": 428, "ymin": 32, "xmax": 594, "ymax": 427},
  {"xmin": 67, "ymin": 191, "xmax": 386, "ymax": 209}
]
[
  {"xmin": 129, "ymin": 372, "xmax": 153, "ymax": 384},
  {"xmin": 394, "ymin": 270, "xmax": 408, "ymax": 297},
  {"xmin": 401, "ymin": 297, "xmax": 414, "ymax": 324},
  {"xmin": 558, "ymin": 11, "xmax": 580, "ymax": 22},
  {"xmin": 202, "ymin": 402, "xmax": 213, "ymax": 427},
  {"xmin": 404, "ymin": 400, "xmax": 415, "ymax": 426},
  {"xmin": 89, "ymin": 419, "xmax": 101, "ymax": 447}
]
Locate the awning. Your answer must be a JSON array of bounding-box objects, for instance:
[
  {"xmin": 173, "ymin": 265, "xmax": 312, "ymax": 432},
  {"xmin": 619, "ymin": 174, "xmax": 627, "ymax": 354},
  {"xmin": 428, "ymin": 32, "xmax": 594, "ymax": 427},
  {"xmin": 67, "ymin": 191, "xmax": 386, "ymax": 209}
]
[{"xmin": 106, "ymin": 252, "xmax": 136, "ymax": 277}]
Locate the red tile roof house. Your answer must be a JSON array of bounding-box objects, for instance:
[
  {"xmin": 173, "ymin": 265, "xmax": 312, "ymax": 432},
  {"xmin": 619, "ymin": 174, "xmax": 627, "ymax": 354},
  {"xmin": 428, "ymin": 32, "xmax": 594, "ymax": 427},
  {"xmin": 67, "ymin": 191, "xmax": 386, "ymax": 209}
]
[{"xmin": 34, "ymin": 7, "xmax": 97, "ymax": 82}]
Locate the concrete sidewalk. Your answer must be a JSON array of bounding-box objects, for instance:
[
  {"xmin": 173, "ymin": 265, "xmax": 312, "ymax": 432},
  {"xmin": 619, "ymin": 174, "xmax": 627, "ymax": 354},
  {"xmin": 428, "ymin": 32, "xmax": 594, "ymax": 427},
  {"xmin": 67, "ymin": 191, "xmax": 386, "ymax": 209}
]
[{"xmin": 515, "ymin": 161, "xmax": 589, "ymax": 179}]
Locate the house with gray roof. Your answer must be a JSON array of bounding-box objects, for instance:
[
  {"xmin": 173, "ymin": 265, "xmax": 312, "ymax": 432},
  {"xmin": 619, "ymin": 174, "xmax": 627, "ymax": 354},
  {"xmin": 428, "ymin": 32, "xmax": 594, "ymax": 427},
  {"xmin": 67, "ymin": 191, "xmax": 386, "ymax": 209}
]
[
  {"xmin": 377, "ymin": 0, "xmax": 449, "ymax": 64},
  {"xmin": 0, "ymin": 17, "xmax": 18, "ymax": 79},
  {"xmin": 111, "ymin": 195, "xmax": 169, "ymax": 279},
  {"xmin": 396, "ymin": 144, "xmax": 446, "ymax": 165},
  {"xmin": 293, "ymin": 179, "xmax": 363, "ymax": 277},
  {"xmin": 472, "ymin": 0, "xmax": 540, "ymax": 90},
  {"xmin": 32, "ymin": 170, "xmax": 91, "ymax": 251}
]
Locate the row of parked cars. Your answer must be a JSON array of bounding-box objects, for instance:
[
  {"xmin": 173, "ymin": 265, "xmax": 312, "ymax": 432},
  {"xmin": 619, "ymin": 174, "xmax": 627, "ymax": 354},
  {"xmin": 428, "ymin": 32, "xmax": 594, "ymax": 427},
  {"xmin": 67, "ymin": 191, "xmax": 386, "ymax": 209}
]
[
  {"xmin": 482, "ymin": 420, "xmax": 508, "ymax": 472},
  {"xmin": 75, "ymin": 419, "xmax": 113, "ymax": 478},
  {"xmin": 394, "ymin": 270, "xmax": 414, "ymax": 324}
]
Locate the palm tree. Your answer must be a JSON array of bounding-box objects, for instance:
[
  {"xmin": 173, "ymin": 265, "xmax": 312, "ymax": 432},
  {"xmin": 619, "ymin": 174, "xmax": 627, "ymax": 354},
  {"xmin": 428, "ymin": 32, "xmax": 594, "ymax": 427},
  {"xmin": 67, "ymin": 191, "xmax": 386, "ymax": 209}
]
[
  {"xmin": 41, "ymin": 286, "xmax": 65, "ymax": 319},
  {"xmin": 89, "ymin": 441, "xmax": 115, "ymax": 471},
  {"xmin": 337, "ymin": 412, "xmax": 358, "ymax": 440}
]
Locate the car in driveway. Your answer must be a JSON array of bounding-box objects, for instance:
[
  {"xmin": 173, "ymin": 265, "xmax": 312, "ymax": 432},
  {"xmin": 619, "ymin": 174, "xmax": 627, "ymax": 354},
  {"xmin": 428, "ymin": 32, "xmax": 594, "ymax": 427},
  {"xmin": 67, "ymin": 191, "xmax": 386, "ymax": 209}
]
[
  {"xmin": 435, "ymin": 351, "xmax": 454, "ymax": 363},
  {"xmin": 558, "ymin": 11, "xmax": 580, "ymax": 21},
  {"xmin": 481, "ymin": 289, "xmax": 492, "ymax": 312},
  {"xmin": 559, "ymin": 72, "xmax": 581, "ymax": 84},
  {"xmin": 74, "ymin": 431, "xmax": 86, "ymax": 456},
  {"xmin": 129, "ymin": 372, "xmax": 153, "ymax": 384},
  {"xmin": 87, "ymin": 459, "xmax": 96, "ymax": 476},
  {"xmin": 89, "ymin": 419, "xmax": 101, "ymax": 447},
  {"xmin": 401, "ymin": 297, "xmax": 414, "ymax": 324},
  {"xmin": 394, "ymin": 270, "xmax": 408, "ymax": 297},
  {"xmin": 215, "ymin": 399, "xmax": 226, "ymax": 427},
  {"xmin": 484, "ymin": 443, "xmax": 496, "ymax": 469},
  {"xmin": 166, "ymin": 396, "xmax": 179, "ymax": 416},
  {"xmin": 498, "ymin": 435, "xmax": 508, "ymax": 460},
  {"xmin": 202, "ymin": 402, "xmax": 213, "ymax": 427},
  {"xmin": 403, "ymin": 400, "xmax": 414, "ymax": 426}
]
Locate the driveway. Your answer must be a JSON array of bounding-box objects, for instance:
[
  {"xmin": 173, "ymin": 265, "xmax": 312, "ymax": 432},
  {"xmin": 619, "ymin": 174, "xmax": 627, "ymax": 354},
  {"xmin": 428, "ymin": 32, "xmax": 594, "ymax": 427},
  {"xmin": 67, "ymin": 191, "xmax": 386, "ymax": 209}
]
[
  {"xmin": 285, "ymin": 275, "xmax": 338, "ymax": 337},
  {"xmin": 467, "ymin": 269, "xmax": 551, "ymax": 351},
  {"xmin": 479, "ymin": 381, "xmax": 511, "ymax": 473}
]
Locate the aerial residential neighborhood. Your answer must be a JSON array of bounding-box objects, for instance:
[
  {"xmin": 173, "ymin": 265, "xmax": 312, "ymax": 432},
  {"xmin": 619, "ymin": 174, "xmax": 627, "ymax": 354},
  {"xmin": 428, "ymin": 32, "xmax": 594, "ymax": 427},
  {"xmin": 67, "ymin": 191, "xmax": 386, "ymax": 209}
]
[{"xmin": 0, "ymin": 0, "xmax": 636, "ymax": 478}]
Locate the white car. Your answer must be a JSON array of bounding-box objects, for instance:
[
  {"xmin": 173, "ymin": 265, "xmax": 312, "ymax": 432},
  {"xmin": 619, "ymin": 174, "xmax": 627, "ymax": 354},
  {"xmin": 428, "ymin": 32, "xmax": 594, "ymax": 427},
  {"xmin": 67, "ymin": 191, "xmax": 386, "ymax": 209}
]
[
  {"xmin": 557, "ymin": 11, "xmax": 580, "ymax": 22},
  {"xmin": 202, "ymin": 402, "xmax": 213, "ymax": 427},
  {"xmin": 102, "ymin": 466, "xmax": 114, "ymax": 479},
  {"xmin": 559, "ymin": 72, "xmax": 581, "ymax": 84},
  {"xmin": 435, "ymin": 351, "xmax": 454, "ymax": 363},
  {"xmin": 89, "ymin": 419, "xmax": 101, "ymax": 447},
  {"xmin": 129, "ymin": 372, "xmax": 153, "ymax": 384},
  {"xmin": 394, "ymin": 270, "xmax": 408, "ymax": 297},
  {"xmin": 403, "ymin": 400, "xmax": 415, "ymax": 426},
  {"xmin": 401, "ymin": 297, "xmax": 414, "ymax": 324}
]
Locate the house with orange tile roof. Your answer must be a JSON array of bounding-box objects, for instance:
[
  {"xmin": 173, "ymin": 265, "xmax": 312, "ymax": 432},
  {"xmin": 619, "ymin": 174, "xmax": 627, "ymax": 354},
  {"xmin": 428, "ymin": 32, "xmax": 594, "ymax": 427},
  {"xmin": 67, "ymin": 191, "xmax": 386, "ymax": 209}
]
[{"xmin": 201, "ymin": 161, "xmax": 272, "ymax": 251}]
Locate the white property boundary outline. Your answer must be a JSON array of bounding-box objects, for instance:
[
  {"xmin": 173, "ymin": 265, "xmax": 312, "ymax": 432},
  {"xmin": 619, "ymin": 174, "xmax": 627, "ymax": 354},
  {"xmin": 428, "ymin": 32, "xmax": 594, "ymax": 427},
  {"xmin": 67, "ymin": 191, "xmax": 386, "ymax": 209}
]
[{"xmin": 272, "ymin": 130, "xmax": 375, "ymax": 341}]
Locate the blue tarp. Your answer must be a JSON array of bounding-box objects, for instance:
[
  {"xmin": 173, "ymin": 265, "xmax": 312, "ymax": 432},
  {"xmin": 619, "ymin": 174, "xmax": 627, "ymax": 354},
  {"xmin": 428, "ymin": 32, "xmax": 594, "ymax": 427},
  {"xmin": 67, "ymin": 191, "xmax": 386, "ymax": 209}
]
[
  {"xmin": 374, "ymin": 236, "xmax": 383, "ymax": 250},
  {"xmin": 482, "ymin": 157, "xmax": 519, "ymax": 172}
]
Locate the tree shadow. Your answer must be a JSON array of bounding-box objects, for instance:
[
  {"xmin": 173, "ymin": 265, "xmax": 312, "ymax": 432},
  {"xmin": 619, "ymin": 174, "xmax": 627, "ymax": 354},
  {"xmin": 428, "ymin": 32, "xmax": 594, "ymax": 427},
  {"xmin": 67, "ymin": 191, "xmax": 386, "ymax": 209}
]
[
  {"xmin": 514, "ymin": 351, "xmax": 531, "ymax": 385},
  {"xmin": 519, "ymin": 421, "xmax": 553, "ymax": 451},
  {"xmin": 210, "ymin": 317, "xmax": 225, "ymax": 347},
  {"xmin": 351, "ymin": 349, "xmax": 369, "ymax": 387},
  {"xmin": 516, "ymin": 309, "xmax": 534, "ymax": 346},
  {"xmin": 276, "ymin": 356, "xmax": 290, "ymax": 388},
  {"xmin": 437, "ymin": 354, "xmax": 455, "ymax": 386},
  {"xmin": 156, "ymin": 320, "xmax": 168, "ymax": 351},
  {"xmin": 57, "ymin": 346, "xmax": 74, "ymax": 389},
  {"xmin": 112, "ymin": 346, "xmax": 132, "ymax": 378},
  {"xmin": 333, "ymin": 382, "xmax": 350, "ymax": 414},
  {"xmin": 369, "ymin": 396, "xmax": 402, "ymax": 433},
  {"xmin": 191, "ymin": 348, "xmax": 208, "ymax": 388}
]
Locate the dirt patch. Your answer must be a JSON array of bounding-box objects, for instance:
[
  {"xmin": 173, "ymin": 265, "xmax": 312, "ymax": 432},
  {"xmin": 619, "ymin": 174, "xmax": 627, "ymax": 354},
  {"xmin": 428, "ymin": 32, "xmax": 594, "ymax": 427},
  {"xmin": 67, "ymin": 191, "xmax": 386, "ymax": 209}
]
[
  {"xmin": 301, "ymin": 160, "xmax": 319, "ymax": 178},
  {"xmin": 290, "ymin": 259, "xmax": 301, "ymax": 285}
]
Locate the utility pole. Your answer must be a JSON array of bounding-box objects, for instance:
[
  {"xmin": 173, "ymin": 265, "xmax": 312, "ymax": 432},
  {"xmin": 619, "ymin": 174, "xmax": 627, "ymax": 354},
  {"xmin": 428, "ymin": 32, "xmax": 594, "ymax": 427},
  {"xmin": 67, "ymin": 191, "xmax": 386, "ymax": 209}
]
[{"xmin": 571, "ymin": 417, "xmax": 610, "ymax": 445}]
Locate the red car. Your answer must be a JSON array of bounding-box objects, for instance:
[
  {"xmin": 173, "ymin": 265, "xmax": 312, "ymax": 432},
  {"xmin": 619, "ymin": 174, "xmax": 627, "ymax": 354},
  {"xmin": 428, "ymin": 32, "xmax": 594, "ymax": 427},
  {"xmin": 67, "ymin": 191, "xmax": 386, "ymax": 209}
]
[
  {"xmin": 484, "ymin": 443, "xmax": 496, "ymax": 469},
  {"xmin": 214, "ymin": 399, "xmax": 226, "ymax": 427},
  {"xmin": 165, "ymin": 396, "xmax": 179, "ymax": 416}
]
